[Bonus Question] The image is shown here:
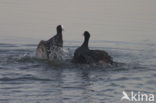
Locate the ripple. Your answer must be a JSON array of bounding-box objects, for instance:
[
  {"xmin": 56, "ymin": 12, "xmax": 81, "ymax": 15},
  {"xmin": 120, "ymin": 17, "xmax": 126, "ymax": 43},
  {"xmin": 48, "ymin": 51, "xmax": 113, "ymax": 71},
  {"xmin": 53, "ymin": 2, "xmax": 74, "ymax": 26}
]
[
  {"xmin": 0, "ymin": 77, "xmax": 52, "ymax": 82},
  {"xmin": 0, "ymin": 43, "xmax": 18, "ymax": 47},
  {"xmin": 0, "ymin": 42, "xmax": 156, "ymax": 103}
]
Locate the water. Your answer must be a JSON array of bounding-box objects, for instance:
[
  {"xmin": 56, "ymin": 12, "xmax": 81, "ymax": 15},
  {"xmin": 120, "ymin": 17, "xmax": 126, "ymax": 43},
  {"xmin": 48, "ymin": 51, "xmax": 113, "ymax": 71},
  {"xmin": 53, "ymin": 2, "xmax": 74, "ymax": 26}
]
[{"xmin": 0, "ymin": 0, "xmax": 156, "ymax": 103}]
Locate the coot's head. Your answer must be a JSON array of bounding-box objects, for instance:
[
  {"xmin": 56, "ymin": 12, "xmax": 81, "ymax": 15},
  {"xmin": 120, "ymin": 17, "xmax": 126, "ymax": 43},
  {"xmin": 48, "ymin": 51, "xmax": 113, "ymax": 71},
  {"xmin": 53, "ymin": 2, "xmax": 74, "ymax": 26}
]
[
  {"xmin": 83, "ymin": 31, "xmax": 90, "ymax": 39},
  {"xmin": 57, "ymin": 25, "xmax": 64, "ymax": 33}
]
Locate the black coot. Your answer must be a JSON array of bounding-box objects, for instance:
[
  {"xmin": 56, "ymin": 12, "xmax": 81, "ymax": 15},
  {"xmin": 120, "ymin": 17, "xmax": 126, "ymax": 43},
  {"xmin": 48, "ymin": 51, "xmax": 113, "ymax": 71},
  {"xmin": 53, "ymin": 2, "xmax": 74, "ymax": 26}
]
[
  {"xmin": 36, "ymin": 25, "xmax": 64, "ymax": 60},
  {"xmin": 72, "ymin": 31, "xmax": 113, "ymax": 64}
]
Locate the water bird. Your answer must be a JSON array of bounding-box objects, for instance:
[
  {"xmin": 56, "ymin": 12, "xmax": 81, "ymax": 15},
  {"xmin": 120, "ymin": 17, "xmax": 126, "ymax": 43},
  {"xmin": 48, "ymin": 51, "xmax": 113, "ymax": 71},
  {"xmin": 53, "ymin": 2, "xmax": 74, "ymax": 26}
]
[
  {"xmin": 72, "ymin": 31, "xmax": 113, "ymax": 64},
  {"xmin": 36, "ymin": 25, "xmax": 64, "ymax": 60}
]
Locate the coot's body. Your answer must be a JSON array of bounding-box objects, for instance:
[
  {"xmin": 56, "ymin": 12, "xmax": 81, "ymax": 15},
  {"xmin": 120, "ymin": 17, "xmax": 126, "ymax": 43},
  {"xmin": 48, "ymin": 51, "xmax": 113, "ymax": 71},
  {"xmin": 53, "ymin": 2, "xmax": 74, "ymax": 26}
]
[
  {"xmin": 72, "ymin": 31, "xmax": 113, "ymax": 64},
  {"xmin": 36, "ymin": 25, "xmax": 64, "ymax": 60}
]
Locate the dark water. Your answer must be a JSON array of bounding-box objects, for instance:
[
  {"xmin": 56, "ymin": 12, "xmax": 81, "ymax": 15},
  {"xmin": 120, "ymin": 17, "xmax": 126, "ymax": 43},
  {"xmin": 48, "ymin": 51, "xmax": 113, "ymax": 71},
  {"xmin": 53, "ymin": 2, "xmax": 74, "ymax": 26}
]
[
  {"xmin": 0, "ymin": 0, "xmax": 156, "ymax": 102},
  {"xmin": 0, "ymin": 41, "xmax": 156, "ymax": 103}
]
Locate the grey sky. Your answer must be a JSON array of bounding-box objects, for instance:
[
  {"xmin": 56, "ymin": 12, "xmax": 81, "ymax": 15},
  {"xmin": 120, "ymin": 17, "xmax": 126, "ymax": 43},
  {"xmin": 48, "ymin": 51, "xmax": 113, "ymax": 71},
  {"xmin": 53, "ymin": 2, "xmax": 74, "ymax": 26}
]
[{"xmin": 0, "ymin": 0, "xmax": 156, "ymax": 43}]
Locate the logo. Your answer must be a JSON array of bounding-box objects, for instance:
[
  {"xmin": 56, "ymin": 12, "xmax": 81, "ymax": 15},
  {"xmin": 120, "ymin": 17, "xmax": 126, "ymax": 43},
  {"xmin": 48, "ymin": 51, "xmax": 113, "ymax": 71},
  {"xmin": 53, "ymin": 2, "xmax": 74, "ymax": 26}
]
[
  {"xmin": 121, "ymin": 91, "xmax": 131, "ymax": 101},
  {"xmin": 121, "ymin": 91, "xmax": 155, "ymax": 102}
]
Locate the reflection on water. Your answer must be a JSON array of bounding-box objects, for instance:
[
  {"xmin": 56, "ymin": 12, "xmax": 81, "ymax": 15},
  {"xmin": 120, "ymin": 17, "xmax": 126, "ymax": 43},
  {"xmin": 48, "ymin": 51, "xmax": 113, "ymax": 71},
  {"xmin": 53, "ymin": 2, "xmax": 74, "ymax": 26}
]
[
  {"xmin": 0, "ymin": 0, "xmax": 156, "ymax": 103},
  {"xmin": 0, "ymin": 42, "xmax": 156, "ymax": 103}
]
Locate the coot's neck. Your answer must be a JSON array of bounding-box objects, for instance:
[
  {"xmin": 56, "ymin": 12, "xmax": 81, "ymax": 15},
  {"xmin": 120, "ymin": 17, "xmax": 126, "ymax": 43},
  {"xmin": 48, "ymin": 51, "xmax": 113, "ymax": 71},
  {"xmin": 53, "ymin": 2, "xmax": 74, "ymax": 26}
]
[
  {"xmin": 57, "ymin": 30, "xmax": 62, "ymax": 34},
  {"xmin": 56, "ymin": 30, "xmax": 63, "ymax": 47},
  {"xmin": 57, "ymin": 31, "xmax": 63, "ymax": 39},
  {"xmin": 82, "ymin": 36, "xmax": 89, "ymax": 49}
]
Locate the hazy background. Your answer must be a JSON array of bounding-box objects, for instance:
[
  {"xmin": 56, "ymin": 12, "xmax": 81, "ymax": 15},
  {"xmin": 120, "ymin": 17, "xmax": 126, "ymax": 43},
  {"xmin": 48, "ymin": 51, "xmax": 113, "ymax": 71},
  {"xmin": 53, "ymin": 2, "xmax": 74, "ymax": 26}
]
[
  {"xmin": 0, "ymin": 0, "xmax": 156, "ymax": 44},
  {"xmin": 0, "ymin": 1, "xmax": 156, "ymax": 103}
]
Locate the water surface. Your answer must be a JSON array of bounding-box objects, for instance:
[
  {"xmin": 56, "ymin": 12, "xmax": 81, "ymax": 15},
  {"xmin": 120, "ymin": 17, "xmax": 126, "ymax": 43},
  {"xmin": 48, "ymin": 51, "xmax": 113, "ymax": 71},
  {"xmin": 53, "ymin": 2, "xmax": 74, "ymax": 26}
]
[{"xmin": 0, "ymin": 0, "xmax": 156, "ymax": 103}]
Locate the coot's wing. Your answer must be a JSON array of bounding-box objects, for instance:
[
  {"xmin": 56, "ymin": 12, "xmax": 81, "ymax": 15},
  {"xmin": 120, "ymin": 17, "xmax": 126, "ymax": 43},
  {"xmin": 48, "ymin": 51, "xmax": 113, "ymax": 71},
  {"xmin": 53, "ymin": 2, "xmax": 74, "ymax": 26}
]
[
  {"xmin": 36, "ymin": 40, "xmax": 48, "ymax": 59},
  {"xmin": 89, "ymin": 50, "xmax": 113, "ymax": 64},
  {"xmin": 48, "ymin": 35, "xmax": 63, "ymax": 47}
]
